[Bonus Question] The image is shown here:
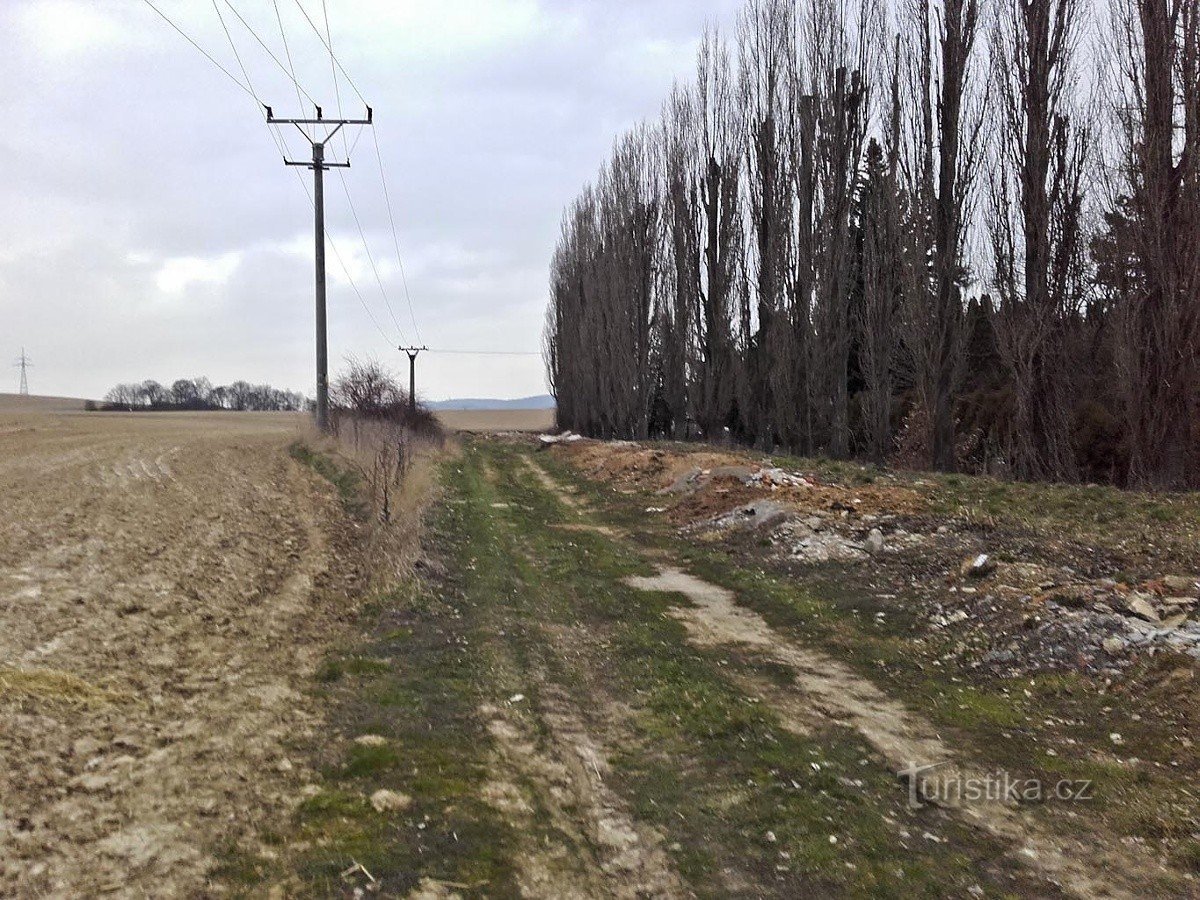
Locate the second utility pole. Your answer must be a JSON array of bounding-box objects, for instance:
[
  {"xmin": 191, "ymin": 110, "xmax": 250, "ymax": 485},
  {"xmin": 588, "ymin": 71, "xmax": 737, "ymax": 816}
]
[
  {"xmin": 401, "ymin": 346, "xmax": 426, "ymax": 415},
  {"xmin": 268, "ymin": 104, "xmax": 372, "ymax": 432}
]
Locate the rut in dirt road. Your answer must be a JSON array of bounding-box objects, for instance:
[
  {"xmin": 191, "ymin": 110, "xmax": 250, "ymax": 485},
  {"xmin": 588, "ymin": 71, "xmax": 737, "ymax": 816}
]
[{"xmin": 480, "ymin": 686, "xmax": 686, "ymax": 899}]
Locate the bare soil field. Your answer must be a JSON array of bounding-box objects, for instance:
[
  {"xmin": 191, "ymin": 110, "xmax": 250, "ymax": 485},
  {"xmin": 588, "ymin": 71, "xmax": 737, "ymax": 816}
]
[
  {"xmin": 0, "ymin": 409, "xmax": 358, "ymax": 896},
  {"xmin": 435, "ymin": 408, "xmax": 554, "ymax": 432},
  {"xmin": 0, "ymin": 393, "xmax": 89, "ymax": 413}
]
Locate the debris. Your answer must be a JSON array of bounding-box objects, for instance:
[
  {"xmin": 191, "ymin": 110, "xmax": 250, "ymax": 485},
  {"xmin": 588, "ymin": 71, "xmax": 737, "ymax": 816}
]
[
  {"xmin": 538, "ymin": 431, "xmax": 584, "ymax": 446},
  {"xmin": 509, "ymin": 693, "xmax": 525, "ymax": 704},
  {"xmin": 354, "ymin": 735, "xmax": 388, "ymax": 748},
  {"xmin": 961, "ymin": 554, "xmax": 996, "ymax": 578},
  {"xmin": 1109, "ymin": 733, "xmax": 1124, "ymax": 747}
]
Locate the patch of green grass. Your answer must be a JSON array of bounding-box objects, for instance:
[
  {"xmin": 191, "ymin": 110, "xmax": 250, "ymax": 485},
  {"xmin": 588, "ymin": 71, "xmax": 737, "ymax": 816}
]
[{"xmin": 342, "ymin": 742, "xmax": 401, "ymax": 777}]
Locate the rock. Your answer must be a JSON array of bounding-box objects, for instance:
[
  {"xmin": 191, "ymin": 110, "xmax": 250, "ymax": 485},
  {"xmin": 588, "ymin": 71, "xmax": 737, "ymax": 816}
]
[
  {"xmin": 1161, "ymin": 612, "xmax": 1189, "ymax": 630},
  {"xmin": 1109, "ymin": 733, "xmax": 1124, "ymax": 746},
  {"xmin": 711, "ymin": 500, "xmax": 792, "ymax": 532},
  {"xmin": 354, "ymin": 734, "xmax": 388, "ymax": 748},
  {"xmin": 865, "ymin": 529, "xmax": 885, "ymax": 555},
  {"xmin": 1162, "ymin": 575, "xmax": 1200, "ymax": 596},
  {"xmin": 961, "ymin": 554, "xmax": 996, "ymax": 578},
  {"xmin": 1162, "ymin": 596, "xmax": 1197, "ymax": 609},
  {"xmin": 1123, "ymin": 593, "xmax": 1161, "ymax": 623},
  {"xmin": 538, "ymin": 431, "xmax": 583, "ymax": 445},
  {"xmin": 805, "ymin": 516, "xmax": 823, "ymax": 531},
  {"xmin": 1102, "ymin": 636, "xmax": 1125, "ymax": 655},
  {"xmin": 370, "ymin": 789, "xmax": 411, "ymax": 813}
]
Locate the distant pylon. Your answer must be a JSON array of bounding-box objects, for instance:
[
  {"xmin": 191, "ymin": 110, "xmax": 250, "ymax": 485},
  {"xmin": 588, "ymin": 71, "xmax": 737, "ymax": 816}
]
[{"xmin": 14, "ymin": 348, "xmax": 31, "ymax": 395}]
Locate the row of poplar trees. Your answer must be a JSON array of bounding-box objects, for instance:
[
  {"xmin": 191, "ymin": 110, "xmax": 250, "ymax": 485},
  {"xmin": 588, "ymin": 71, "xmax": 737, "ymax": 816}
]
[{"xmin": 543, "ymin": 0, "xmax": 1200, "ymax": 490}]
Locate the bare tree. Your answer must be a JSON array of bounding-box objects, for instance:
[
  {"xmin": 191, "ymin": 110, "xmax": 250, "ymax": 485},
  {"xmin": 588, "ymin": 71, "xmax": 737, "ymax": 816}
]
[
  {"xmin": 1097, "ymin": 0, "xmax": 1200, "ymax": 488},
  {"xmin": 800, "ymin": 0, "xmax": 871, "ymax": 457},
  {"xmin": 987, "ymin": 0, "xmax": 1092, "ymax": 481},
  {"xmin": 739, "ymin": 0, "xmax": 797, "ymax": 449},
  {"xmin": 695, "ymin": 27, "xmax": 744, "ymax": 441},
  {"xmin": 900, "ymin": 0, "xmax": 985, "ymax": 470}
]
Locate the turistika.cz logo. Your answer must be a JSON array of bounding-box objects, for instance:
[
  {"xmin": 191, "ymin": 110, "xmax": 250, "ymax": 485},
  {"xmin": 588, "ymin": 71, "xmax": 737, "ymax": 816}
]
[{"xmin": 899, "ymin": 761, "xmax": 1094, "ymax": 810}]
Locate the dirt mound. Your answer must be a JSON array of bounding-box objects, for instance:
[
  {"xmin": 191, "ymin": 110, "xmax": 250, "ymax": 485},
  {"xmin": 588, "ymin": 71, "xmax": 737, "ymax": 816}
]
[{"xmin": 556, "ymin": 441, "xmax": 926, "ymax": 526}]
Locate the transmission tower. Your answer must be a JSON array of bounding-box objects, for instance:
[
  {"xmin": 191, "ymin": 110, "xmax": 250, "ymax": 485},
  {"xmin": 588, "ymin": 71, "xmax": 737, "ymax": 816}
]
[
  {"xmin": 267, "ymin": 104, "xmax": 373, "ymax": 432},
  {"xmin": 14, "ymin": 348, "xmax": 31, "ymax": 395}
]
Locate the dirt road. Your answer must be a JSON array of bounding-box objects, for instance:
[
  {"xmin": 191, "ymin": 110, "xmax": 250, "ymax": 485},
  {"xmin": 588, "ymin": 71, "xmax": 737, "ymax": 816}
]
[{"xmin": 0, "ymin": 410, "xmax": 350, "ymax": 896}]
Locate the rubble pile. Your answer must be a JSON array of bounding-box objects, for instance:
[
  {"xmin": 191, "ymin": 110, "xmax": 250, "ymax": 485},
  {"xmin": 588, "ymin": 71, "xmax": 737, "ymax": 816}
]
[{"xmin": 929, "ymin": 563, "xmax": 1200, "ymax": 677}]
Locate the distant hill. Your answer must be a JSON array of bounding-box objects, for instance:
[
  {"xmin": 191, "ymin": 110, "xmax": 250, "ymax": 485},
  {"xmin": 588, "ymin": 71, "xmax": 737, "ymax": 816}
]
[{"xmin": 427, "ymin": 394, "xmax": 555, "ymax": 411}]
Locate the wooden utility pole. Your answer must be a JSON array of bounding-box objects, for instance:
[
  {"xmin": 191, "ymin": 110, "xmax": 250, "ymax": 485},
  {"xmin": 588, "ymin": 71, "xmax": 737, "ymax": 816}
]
[
  {"xmin": 400, "ymin": 346, "xmax": 426, "ymax": 414},
  {"xmin": 268, "ymin": 105, "xmax": 372, "ymax": 432}
]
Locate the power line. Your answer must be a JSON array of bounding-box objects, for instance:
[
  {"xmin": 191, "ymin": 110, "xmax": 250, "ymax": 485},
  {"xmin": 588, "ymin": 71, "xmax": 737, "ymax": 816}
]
[
  {"xmin": 317, "ymin": 0, "xmax": 407, "ymax": 347},
  {"xmin": 372, "ymin": 129, "xmax": 422, "ymax": 343},
  {"xmin": 271, "ymin": 0, "xmax": 311, "ymax": 139},
  {"xmin": 207, "ymin": 4, "xmax": 357, "ymax": 368},
  {"xmin": 141, "ymin": 0, "xmax": 256, "ymax": 100},
  {"xmin": 220, "ymin": 0, "xmax": 318, "ymax": 109},
  {"xmin": 320, "ymin": 0, "xmax": 350, "ymax": 159},
  {"xmin": 209, "ymin": 1, "xmax": 293, "ymax": 168},
  {"xmin": 427, "ymin": 349, "xmax": 543, "ymax": 357},
  {"xmin": 294, "ymin": 0, "xmax": 423, "ymax": 344},
  {"xmin": 291, "ymin": 0, "xmax": 368, "ymax": 104},
  {"xmin": 146, "ymin": 0, "xmax": 396, "ymax": 410},
  {"xmin": 337, "ymin": 172, "xmax": 408, "ymax": 344}
]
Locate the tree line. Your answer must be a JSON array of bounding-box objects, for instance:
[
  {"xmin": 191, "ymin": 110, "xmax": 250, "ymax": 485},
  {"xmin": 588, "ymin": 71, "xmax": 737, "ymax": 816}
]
[
  {"xmin": 98, "ymin": 378, "xmax": 306, "ymax": 412},
  {"xmin": 544, "ymin": 0, "xmax": 1200, "ymax": 489}
]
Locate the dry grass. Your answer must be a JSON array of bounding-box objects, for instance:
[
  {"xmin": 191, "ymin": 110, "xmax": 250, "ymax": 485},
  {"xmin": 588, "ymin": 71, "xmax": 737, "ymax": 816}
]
[{"xmin": 0, "ymin": 666, "xmax": 126, "ymax": 709}]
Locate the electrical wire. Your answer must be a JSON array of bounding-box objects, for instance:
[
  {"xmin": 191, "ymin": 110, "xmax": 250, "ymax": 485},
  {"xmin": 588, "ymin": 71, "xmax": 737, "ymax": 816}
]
[
  {"xmin": 427, "ymin": 350, "xmax": 543, "ymax": 357},
  {"xmin": 294, "ymin": 0, "xmax": 424, "ymax": 344},
  {"xmin": 337, "ymin": 172, "xmax": 408, "ymax": 344},
  {"xmin": 320, "ymin": 0, "xmax": 350, "ymax": 159},
  {"xmin": 291, "ymin": 0, "xmax": 368, "ymax": 104},
  {"xmin": 220, "ymin": 0, "xmax": 318, "ymax": 108},
  {"xmin": 271, "ymin": 0, "xmax": 310, "ymax": 139},
  {"xmin": 141, "ymin": 0, "xmax": 256, "ymax": 100},
  {"xmin": 145, "ymin": 0, "xmax": 401, "ymax": 350},
  {"xmin": 372, "ymin": 128, "xmax": 423, "ymax": 344},
  {"xmin": 289, "ymin": 166, "xmax": 395, "ymax": 346}
]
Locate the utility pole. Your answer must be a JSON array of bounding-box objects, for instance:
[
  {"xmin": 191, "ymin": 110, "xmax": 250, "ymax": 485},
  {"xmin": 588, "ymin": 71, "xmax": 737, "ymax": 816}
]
[
  {"xmin": 267, "ymin": 104, "xmax": 373, "ymax": 432},
  {"xmin": 400, "ymin": 346, "xmax": 426, "ymax": 415},
  {"xmin": 14, "ymin": 348, "xmax": 31, "ymax": 395}
]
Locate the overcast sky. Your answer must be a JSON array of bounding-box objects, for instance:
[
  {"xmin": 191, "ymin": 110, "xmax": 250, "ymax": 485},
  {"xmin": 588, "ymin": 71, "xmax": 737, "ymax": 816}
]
[{"xmin": 1, "ymin": 0, "xmax": 742, "ymax": 401}]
